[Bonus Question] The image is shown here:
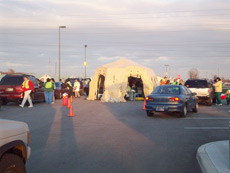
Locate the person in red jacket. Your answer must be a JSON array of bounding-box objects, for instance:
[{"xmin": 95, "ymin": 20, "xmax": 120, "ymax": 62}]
[{"xmin": 19, "ymin": 76, "xmax": 34, "ymax": 108}]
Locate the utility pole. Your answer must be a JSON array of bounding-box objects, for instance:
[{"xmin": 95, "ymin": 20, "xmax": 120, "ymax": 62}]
[
  {"xmin": 55, "ymin": 60, "xmax": 57, "ymax": 76},
  {"xmin": 84, "ymin": 45, "xmax": 87, "ymax": 79},
  {"xmin": 49, "ymin": 58, "xmax": 51, "ymax": 74},
  {"xmin": 164, "ymin": 64, "xmax": 169, "ymax": 77},
  {"xmin": 59, "ymin": 26, "xmax": 66, "ymax": 80}
]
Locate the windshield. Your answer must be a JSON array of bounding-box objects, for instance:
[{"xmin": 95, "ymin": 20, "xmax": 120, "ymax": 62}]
[
  {"xmin": 185, "ymin": 80, "xmax": 209, "ymax": 88},
  {"xmin": 0, "ymin": 76, "xmax": 24, "ymax": 86},
  {"xmin": 152, "ymin": 86, "xmax": 180, "ymax": 95}
]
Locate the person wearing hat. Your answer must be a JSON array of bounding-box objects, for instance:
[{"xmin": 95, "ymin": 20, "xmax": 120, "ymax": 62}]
[{"xmin": 213, "ymin": 77, "xmax": 223, "ymax": 106}]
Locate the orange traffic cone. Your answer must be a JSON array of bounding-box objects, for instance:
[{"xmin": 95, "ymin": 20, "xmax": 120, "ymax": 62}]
[
  {"xmin": 70, "ymin": 96, "xmax": 73, "ymax": 103},
  {"xmin": 143, "ymin": 100, "xmax": 146, "ymax": 110},
  {"xmin": 67, "ymin": 99, "xmax": 71, "ymax": 108},
  {"xmin": 68, "ymin": 105, "xmax": 74, "ymax": 117}
]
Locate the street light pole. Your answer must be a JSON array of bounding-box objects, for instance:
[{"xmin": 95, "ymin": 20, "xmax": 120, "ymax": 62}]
[
  {"xmin": 59, "ymin": 26, "xmax": 66, "ymax": 81},
  {"xmin": 165, "ymin": 64, "xmax": 169, "ymax": 77},
  {"xmin": 84, "ymin": 45, "xmax": 87, "ymax": 79}
]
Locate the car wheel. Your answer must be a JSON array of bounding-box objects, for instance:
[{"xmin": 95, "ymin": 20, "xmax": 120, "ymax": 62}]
[
  {"xmin": 1, "ymin": 99, "xmax": 8, "ymax": 105},
  {"xmin": 192, "ymin": 102, "xmax": 198, "ymax": 112},
  {"xmin": 0, "ymin": 153, "xmax": 26, "ymax": 173},
  {"xmin": 207, "ymin": 97, "xmax": 213, "ymax": 106},
  {"xmin": 180, "ymin": 105, "xmax": 187, "ymax": 117},
  {"xmin": 146, "ymin": 111, "xmax": 154, "ymax": 117}
]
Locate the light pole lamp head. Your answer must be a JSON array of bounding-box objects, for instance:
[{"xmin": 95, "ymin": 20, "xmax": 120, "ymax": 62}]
[
  {"xmin": 59, "ymin": 26, "xmax": 66, "ymax": 28},
  {"xmin": 85, "ymin": 45, "xmax": 87, "ymax": 48}
]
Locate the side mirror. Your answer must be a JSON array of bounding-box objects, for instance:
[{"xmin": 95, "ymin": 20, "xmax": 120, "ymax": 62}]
[{"xmin": 192, "ymin": 93, "xmax": 197, "ymax": 96}]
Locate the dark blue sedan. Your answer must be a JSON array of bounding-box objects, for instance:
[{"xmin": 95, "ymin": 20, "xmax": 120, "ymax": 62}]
[{"xmin": 145, "ymin": 85, "xmax": 198, "ymax": 117}]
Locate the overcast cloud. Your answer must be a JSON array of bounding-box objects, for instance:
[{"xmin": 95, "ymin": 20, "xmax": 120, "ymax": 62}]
[{"xmin": 0, "ymin": 0, "xmax": 230, "ymax": 79}]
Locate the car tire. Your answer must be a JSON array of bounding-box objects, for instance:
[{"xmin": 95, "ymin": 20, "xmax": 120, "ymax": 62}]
[
  {"xmin": 0, "ymin": 153, "xmax": 26, "ymax": 173},
  {"xmin": 192, "ymin": 102, "xmax": 198, "ymax": 112},
  {"xmin": 1, "ymin": 99, "xmax": 8, "ymax": 105},
  {"xmin": 180, "ymin": 104, "xmax": 187, "ymax": 117},
  {"xmin": 146, "ymin": 111, "xmax": 154, "ymax": 117},
  {"xmin": 207, "ymin": 97, "xmax": 213, "ymax": 106}
]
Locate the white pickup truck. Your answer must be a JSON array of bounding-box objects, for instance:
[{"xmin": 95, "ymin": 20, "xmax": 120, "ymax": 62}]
[
  {"xmin": 0, "ymin": 119, "xmax": 31, "ymax": 173},
  {"xmin": 184, "ymin": 79, "xmax": 215, "ymax": 106}
]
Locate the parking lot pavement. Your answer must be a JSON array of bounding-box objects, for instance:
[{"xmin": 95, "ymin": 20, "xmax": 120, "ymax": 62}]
[{"xmin": 0, "ymin": 99, "xmax": 230, "ymax": 173}]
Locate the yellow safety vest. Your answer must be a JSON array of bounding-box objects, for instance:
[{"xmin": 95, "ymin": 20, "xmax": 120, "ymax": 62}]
[
  {"xmin": 45, "ymin": 82, "xmax": 52, "ymax": 89},
  {"xmin": 22, "ymin": 81, "xmax": 30, "ymax": 89},
  {"xmin": 67, "ymin": 81, "xmax": 72, "ymax": 90},
  {"xmin": 52, "ymin": 82, "xmax": 56, "ymax": 90}
]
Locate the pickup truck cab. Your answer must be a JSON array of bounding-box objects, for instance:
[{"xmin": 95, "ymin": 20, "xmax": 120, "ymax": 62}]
[
  {"xmin": 0, "ymin": 119, "xmax": 31, "ymax": 173},
  {"xmin": 184, "ymin": 79, "xmax": 215, "ymax": 106}
]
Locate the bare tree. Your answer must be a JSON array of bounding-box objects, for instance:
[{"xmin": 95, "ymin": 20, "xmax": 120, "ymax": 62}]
[
  {"xmin": 8, "ymin": 69, "xmax": 15, "ymax": 74},
  {"xmin": 188, "ymin": 68, "xmax": 199, "ymax": 79}
]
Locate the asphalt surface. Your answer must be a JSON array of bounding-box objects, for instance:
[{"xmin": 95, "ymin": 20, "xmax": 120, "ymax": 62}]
[{"xmin": 0, "ymin": 98, "xmax": 230, "ymax": 173}]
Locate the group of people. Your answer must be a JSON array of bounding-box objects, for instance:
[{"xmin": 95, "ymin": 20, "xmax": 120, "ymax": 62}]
[
  {"xmin": 61, "ymin": 79, "xmax": 90, "ymax": 99},
  {"xmin": 19, "ymin": 76, "xmax": 90, "ymax": 108},
  {"xmin": 160, "ymin": 76, "xmax": 184, "ymax": 86}
]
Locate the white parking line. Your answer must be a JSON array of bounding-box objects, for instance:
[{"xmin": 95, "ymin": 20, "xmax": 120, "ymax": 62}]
[
  {"xmin": 184, "ymin": 127, "xmax": 229, "ymax": 130},
  {"xmin": 185, "ymin": 117, "xmax": 230, "ymax": 120}
]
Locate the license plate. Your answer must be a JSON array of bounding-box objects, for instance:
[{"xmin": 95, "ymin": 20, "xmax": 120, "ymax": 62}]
[
  {"xmin": 6, "ymin": 88, "xmax": 13, "ymax": 92},
  {"xmin": 156, "ymin": 106, "xmax": 164, "ymax": 112}
]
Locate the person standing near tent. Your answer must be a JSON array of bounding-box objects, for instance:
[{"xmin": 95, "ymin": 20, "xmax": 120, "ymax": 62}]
[
  {"xmin": 131, "ymin": 83, "xmax": 138, "ymax": 101},
  {"xmin": 66, "ymin": 79, "xmax": 73, "ymax": 97},
  {"xmin": 19, "ymin": 76, "xmax": 34, "ymax": 108},
  {"xmin": 213, "ymin": 77, "xmax": 223, "ymax": 106},
  {"xmin": 44, "ymin": 78, "xmax": 55, "ymax": 104},
  {"xmin": 74, "ymin": 79, "xmax": 80, "ymax": 98},
  {"xmin": 51, "ymin": 78, "xmax": 56, "ymax": 104},
  {"xmin": 84, "ymin": 79, "xmax": 89, "ymax": 98}
]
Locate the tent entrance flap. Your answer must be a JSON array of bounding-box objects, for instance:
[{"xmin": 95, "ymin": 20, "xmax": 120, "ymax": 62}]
[
  {"xmin": 97, "ymin": 75, "xmax": 105, "ymax": 99},
  {"xmin": 128, "ymin": 76, "xmax": 144, "ymax": 98}
]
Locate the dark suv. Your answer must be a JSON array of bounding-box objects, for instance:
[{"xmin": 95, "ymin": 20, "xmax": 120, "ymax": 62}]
[
  {"xmin": 184, "ymin": 79, "xmax": 215, "ymax": 106},
  {"xmin": 0, "ymin": 74, "xmax": 45, "ymax": 105}
]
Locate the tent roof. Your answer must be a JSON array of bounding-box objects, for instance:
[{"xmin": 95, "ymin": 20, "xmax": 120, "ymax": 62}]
[{"xmin": 102, "ymin": 58, "xmax": 149, "ymax": 69}]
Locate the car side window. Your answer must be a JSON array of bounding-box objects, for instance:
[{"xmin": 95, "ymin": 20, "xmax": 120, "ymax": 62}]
[
  {"xmin": 185, "ymin": 87, "xmax": 192, "ymax": 95},
  {"xmin": 182, "ymin": 87, "xmax": 189, "ymax": 95}
]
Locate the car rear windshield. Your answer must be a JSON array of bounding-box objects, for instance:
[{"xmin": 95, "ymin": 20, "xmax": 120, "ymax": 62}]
[
  {"xmin": 0, "ymin": 76, "xmax": 24, "ymax": 86},
  {"xmin": 152, "ymin": 86, "xmax": 180, "ymax": 95},
  {"xmin": 184, "ymin": 80, "xmax": 209, "ymax": 88}
]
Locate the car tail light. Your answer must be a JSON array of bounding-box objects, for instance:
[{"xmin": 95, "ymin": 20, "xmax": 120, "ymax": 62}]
[
  {"xmin": 146, "ymin": 97, "xmax": 153, "ymax": 101},
  {"xmin": 169, "ymin": 97, "xmax": 180, "ymax": 102}
]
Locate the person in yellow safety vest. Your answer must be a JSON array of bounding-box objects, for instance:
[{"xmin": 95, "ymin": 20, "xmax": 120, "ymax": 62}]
[
  {"xmin": 213, "ymin": 77, "xmax": 223, "ymax": 106},
  {"xmin": 51, "ymin": 78, "xmax": 56, "ymax": 104},
  {"xmin": 66, "ymin": 79, "xmax": 73, "ymax": 97},
  {"xmin": 172, "ymin": 79, "xmax": 178, "ymax": 85},
  {"xmin": 44, "ymin": 78, "xmax": 55, "ymax": 104},
  {"xmin": 161, "ymin": 76, "xmax": 167, "ymax": 85},
  {"xmin": 74, "ymin": 79, "xmax": 81, "ymax": 98},
  {"xmin": 19, "ymin": 76, "xmax": 35, "ymax": 108}
]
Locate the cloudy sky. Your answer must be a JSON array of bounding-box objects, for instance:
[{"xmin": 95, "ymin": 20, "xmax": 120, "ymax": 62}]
[{"xmin": 0, "ymin": 0, "xmax": 230, "ymax": 79}]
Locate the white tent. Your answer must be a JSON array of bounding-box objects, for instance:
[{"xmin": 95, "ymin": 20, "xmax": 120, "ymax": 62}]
[
  {"xmin": 88, "ymin": 58, "xmax": 158, "ymax": 102},
  {"xmin": 39, "ymin": 74, "xmax": 51, "ymax": 82}
]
